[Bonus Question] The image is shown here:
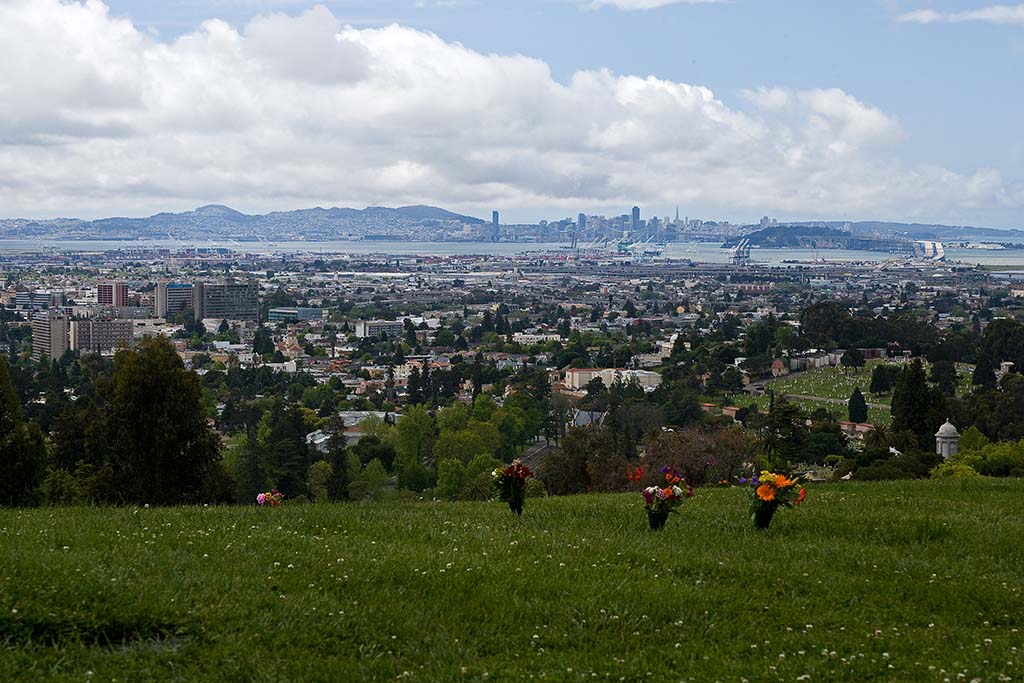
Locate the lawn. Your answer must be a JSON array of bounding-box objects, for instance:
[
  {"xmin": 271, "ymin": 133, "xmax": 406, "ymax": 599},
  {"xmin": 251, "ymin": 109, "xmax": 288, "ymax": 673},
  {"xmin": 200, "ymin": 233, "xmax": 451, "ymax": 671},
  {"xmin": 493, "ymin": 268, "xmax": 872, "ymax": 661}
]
[
  {"xmin": 3, "ymin": 480, "xmax": 1024, "ymax": 682},
  {"xmin": 756, "ymin": 361, "xmax": 975, "ymax": 425}
]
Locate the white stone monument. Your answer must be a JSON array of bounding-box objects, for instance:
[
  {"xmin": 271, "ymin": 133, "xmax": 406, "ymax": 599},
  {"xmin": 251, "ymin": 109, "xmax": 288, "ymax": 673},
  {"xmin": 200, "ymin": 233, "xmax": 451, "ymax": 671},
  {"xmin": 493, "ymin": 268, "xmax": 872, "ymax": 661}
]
[{"xmin": 935, "ymin": 419, "xmax": 960, "ymax": 460}]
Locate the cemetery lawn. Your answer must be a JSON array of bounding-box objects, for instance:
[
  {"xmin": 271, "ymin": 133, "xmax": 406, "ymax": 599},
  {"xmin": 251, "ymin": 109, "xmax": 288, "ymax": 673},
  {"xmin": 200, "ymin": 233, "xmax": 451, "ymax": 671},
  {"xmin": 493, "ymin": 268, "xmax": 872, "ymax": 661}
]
[{"xmin": 3, "ymin": 479, "xmax": 1024, "ymax": 682}]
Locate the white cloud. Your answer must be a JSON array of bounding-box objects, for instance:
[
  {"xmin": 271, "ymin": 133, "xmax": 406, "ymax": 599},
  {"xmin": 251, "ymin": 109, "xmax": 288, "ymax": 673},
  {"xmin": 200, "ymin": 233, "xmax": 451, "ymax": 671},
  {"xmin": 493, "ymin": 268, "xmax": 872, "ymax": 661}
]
[
  {"xmin": 0, "ymin": 0, "xmax": 1019, "ymax": 222},
  {"xmin": 897, "ymin": 4, "xmax": 1024, "ymax": 25}
]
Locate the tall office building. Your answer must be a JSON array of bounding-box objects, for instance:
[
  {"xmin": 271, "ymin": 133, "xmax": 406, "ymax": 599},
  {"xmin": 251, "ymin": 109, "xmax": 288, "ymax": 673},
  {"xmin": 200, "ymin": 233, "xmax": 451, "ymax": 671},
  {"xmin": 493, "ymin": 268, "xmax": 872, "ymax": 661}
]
[
  {"xmin": 631, "ymin": 206, "xmax": 641, "ymax": 232},
  {"xmin": 16, "ymin": 291, "xmax": 58, "ymax": 311},
  {"xmin": 97, "ymin": 281, "xmax": 129, "ymax": 307},
  {"xmin": 155, "ymin": 282, "xmax": 194, "ymax": 318},
  {"xmin": 491, "ymin": 211, "xmax": 500, "ymax": 242},
  {"xmin": 193, "ymin": 281, "xmax": 259, "ymax": 321},
  {"xmin": 70, "ymin": 318, "xmax": 133, "ymax": 354},
  {"xmin": 577, "ymin": 213, "xmax": 587, "ymax": 232},
  {"xmin": 31, "ymin": 309, "xmax": 69, "ymax": 361}
]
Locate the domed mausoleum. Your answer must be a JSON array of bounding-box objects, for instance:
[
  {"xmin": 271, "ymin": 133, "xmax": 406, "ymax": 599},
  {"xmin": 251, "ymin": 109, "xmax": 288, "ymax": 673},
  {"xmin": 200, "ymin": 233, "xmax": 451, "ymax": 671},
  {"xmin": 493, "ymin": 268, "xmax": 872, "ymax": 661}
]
[{"xmin": 935, "ymin": 419, "xmax": 960, "ymax": 459}]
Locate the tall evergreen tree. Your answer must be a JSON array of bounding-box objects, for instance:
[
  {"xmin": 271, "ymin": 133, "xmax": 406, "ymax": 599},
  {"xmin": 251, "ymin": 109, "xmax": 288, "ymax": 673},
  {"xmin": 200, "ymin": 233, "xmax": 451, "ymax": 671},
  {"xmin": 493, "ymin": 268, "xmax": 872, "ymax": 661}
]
[
  {"xmin": 235, "ymin": 429, "xmax": 270, "ymax": 503},
  {"xmin": 101, "ymin": 336, "xmax": 222, "ymax": 504},
  {"xmin": 891, "ymin": 359, "xmax": 933, "ymax": 448},
  {"xmin": 848, "ymin": 388, "xmax": 868, "ymax": 423},
  {"xmin": 0, "ymin": 356, "xmax": 46, "ymax": 506},
  {"xmin": 972, "ymin": 355, "xmax": 997, "ymax": 389},
  {"xmin": 929, "ymin": 360, "xmax": 959, "ymax": 396},
  {"xmin": 263, "ymin": 400, "xmax": 311, "ymax": 497}
]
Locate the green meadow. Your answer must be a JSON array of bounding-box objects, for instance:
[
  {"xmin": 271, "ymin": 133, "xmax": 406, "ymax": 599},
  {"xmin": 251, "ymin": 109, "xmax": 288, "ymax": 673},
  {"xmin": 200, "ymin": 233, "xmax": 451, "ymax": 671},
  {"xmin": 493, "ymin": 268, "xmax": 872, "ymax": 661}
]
[{"xmin": 3, "ymin": 480, "xmax": 1023, "ymax": 682}]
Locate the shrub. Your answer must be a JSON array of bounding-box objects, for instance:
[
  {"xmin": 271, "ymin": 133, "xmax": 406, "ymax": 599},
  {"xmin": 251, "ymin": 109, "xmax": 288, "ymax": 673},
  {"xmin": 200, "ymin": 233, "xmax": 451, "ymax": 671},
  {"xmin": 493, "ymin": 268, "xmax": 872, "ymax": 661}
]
[
  {"xmin": 973, "ymin": 440, "xmax": 1024, "ymax": 477},
  {"xmin": 931, "ymin": 461, "xmax": 981, "ymax": 479},
  {"xmin": 41, "ymin": 469, "xmax": 79, "ymax": 506},
  {"xmin": 435, "ymin": 458, "xmax": 467, "ymax": 501},
  {"xmin": 524, "ymin": 478, "xmax": 547, "ymax": 498}
]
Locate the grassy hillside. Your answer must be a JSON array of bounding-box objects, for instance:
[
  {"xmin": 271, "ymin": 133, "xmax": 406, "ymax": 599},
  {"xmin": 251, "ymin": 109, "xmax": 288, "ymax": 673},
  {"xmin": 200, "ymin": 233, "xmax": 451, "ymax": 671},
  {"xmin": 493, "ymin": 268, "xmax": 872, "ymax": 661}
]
[{"xmin": 3, "ymin": 480, "xmax": 1023, "ymax": 682}]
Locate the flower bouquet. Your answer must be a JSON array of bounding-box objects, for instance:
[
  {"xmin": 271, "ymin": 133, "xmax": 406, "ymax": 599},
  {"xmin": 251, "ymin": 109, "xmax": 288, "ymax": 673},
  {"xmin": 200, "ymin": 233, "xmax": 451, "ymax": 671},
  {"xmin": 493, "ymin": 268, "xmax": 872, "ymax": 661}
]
[
  {"xmin": 739, "ymin": 471, "xmax": 805, "ymax": 530},
  {"xmin": 640, "ymin": 466, "xmax": 693, "ymax": 531},
  {"xmin": 256, "ymin": 489, "xmax": 285, "ymax": 507},
  {"xmin": 492, "ymin": 460, "xmax": 534, "ymax": 517}
]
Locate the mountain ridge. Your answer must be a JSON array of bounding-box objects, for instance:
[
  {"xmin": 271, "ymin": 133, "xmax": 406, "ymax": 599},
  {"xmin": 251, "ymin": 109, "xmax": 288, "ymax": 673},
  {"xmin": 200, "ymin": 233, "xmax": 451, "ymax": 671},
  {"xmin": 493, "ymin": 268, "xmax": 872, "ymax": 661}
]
[{"xmin": 0, "ymin": 204, "xmax": 485, "ymax": 240}]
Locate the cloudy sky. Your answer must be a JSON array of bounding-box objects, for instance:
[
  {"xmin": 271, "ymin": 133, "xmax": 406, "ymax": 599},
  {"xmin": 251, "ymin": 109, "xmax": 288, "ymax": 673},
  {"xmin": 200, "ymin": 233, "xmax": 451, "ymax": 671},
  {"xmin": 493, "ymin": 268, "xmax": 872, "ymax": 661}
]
[{"xmin": 2, "ymin": 0, "xmax": 1023, "ymax": 226}]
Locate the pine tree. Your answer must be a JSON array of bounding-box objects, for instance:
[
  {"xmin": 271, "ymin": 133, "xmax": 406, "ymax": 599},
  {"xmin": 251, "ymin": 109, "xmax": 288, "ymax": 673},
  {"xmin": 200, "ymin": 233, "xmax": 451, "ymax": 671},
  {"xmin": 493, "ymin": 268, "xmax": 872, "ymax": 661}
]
[
  {"xmin": 930, "ymin": 360, "xmax": 959, "ymax": 396},
  {"xmin": 848, "ymin": 388, "xmax": 868, "ymax": 423},
  {"xmin": 102, "ymin": 336, "xmax": 222, "ymax": 504},
  {"xmin": 891, "ymin": 359, "xmax": 932, "ymax": 447},
  {"xmin": 0, "ymin": 356, "xmax": 46, "ymax": 506},
  {"xmin": 235, "ymin": 432, "xmax": 269, "ymax": 503},
  {"xmin": 972, "ymin": 355, "xmax": 997, "ymax": 389},
  {"xmin": 263, "ymin": 401, "xmax": 311, "ymax": 497}
]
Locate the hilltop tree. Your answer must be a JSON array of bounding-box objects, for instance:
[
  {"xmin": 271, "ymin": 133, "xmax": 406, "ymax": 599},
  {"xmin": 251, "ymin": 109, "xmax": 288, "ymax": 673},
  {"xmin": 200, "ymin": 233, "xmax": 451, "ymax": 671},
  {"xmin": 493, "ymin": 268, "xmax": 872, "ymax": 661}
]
[
  {"xmin": 253, "ymin": 326, "xmax": 275, "ymax": 356},
  {"xmin": 869, "ymin": 364, "xmax": 899, "ymax": 395},
  {"xmin": 262, "ymin": 400, "xmax": 311, "ymax": 497},
  {"xmin": 972, "ymin": 355, "xmax": 997, "ymax": 389},
  {"xmin": 100, "ymin": 336, "xmax": 222, "ymax": 504},
  {"xmin": 799, "ymin": 301, "xmax": 851, "ymax": 348},
  {"xmin": 891, "ymin": 359, "xmax": 940, "ymax": 449},
  {"xmin": 0, "ymin": 356, "xmax": 47, "ymax": 506},
  {"xmin": 841, "ymin": 348, "xmax": 866, "ymax": 371},
  {"xmin": 848, "ymin": 388, "xmax": 868, "ymax": 424},
  {"xmin": 930, "ymin": 360, "xmax": 959, "ymax": 396},
  {"xmin": 763, "ymin": 395, "xmax": 809, "ymax": 469}
]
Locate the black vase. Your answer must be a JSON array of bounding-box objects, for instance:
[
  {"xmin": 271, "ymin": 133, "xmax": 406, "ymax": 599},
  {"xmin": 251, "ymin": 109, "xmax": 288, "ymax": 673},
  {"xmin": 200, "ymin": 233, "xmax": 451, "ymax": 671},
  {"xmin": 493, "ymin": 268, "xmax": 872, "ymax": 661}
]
[
  {"xmin": 752, "ymin": 504, "xmax": 777, "ymax": 530},
  {"xmin": 647, "ymin": 509, "xmax": 669, "ymax": 531}
]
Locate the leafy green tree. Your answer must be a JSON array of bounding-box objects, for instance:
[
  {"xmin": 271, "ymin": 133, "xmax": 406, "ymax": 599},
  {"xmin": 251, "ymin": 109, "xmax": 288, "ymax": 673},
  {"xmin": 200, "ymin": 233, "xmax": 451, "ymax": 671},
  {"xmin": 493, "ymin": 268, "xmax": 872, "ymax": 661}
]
[
  {"xmin": 848, "ymin": 388, "xmax": 868, "ymax": 423},
  {"xmin": 41, "ymin": 469, "xmax": 79, "ymax": 506},
  {"xmin": 392, "ymin": 404, "xmax": 436, "ymax": 469},
  {"xmin": 437, "ymin": 402, "xmax": 470, "ymax": 432},
  {"xmin": 253, "ymin": 326, "xmax": 275, "ymax": 356},
  {"xmin": 0, "ymin": 355, "xmax": 47, "ymax": 506},
  {"xmin": 235, "ymin": 433, "xmax": 270, "ymax": 504},
  {"xmin": 306, "ymin": 460, "xmax": 333, "ymax": 502},
  {"xmin": 799, "ymin": 301, "xmax": 851, "ymax": 348},
  {"xmin": 353, "ymin": 435, "xmax": 396, "ymax": 471},
  {"xmin": 891, "ymin": 360, "xmax": 940, "ymax": 449},
  {"xmin": 841, "ymin": 348, "xmax": 866, "ymax": 371},
  {"xmin": 101, "ymin": 336, "xmax": 222, "ymax": 504},
  {"xmin": 262, "ymin": 401, "xmax": 312, "ymax": 497},
  {"xmin": 972, "ymin": 355, "xmax": 997, "ymax": 389},
  {"xmin": 462, "ymin": 453, "xmax": 501, "ymax": 500},
  {"xmin": 435, "ymin": 458, "xmax": 467, "ymax": 500},
  {"xmin": 351, "ymin": 458, "xmax": 390, "ymax": 500},
  {"xmin": 763, "ymin": 396, "xmax": 808, "ymax": 469},
  {"xmin": 869, "ymin": 364, "xmax": 899, "ymax": 395},
  {"xmin": 930, "ymin": 360, "xmax": 958, "ymax": 396},
  {"xmin": 959, "ymin": 425, "xmax": 990, "ymax": 453},
  {"xmin": 433, "ymin": 420, "xmax": 500, "ymax": 464}
]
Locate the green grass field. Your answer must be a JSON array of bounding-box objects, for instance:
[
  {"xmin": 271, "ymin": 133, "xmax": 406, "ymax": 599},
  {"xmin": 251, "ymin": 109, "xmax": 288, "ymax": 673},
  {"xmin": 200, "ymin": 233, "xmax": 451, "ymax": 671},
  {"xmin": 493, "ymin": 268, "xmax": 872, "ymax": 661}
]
[{"xmin": 4, "ymin": 480, "xmax": 1024, "ymax": 682}]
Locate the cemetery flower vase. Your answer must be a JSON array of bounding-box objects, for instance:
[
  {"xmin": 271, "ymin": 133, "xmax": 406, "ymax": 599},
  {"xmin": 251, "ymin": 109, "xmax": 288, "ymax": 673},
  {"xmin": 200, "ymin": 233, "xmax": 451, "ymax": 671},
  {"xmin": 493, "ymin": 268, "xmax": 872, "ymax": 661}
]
[
  {"xmin": 647, "ymin": 509, "xmax": 670, "ymax": 531},
  {"xmin": 753, "ymin": 503, "xmax": 777, "ymax": 530},
  {"xmin": 508, "ymin": 493, "xmax": 524, "ymax": 517}
]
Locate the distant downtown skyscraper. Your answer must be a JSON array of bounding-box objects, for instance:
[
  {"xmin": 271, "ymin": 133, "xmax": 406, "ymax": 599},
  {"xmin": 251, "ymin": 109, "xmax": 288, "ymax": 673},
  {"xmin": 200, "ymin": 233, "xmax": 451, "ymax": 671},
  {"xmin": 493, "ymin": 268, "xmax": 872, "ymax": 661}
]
[
  {"xmin": 491, "ymin": 210, "xmax": 500, "ymax": 242},
  {"xmin": 631, "ymin": 206, "xmax": 640, "ymax": 232}
]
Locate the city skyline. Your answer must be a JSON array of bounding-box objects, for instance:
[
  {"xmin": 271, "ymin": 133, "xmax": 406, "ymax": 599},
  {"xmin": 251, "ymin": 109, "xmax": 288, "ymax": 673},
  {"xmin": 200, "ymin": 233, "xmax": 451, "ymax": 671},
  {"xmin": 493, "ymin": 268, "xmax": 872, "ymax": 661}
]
[{"xmin": 2, "ymin": 1, "xmax": 1023, "ymax": 227}]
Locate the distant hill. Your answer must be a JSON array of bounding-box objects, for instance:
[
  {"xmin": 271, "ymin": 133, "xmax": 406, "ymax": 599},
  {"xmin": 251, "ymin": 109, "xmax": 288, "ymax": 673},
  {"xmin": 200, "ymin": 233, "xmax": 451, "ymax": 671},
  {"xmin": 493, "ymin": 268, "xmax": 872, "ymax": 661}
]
[
  {"xmin": 728, "ymin": 222, "xmax": 1024, "ymax": 249},
  {"xmin": 785, "ymin": 221, "xmax": 1024, "ymax": 241},
  {"xmin": 0, "ymin": 204, "xmax": 485, "ymax": 240},
  {"xmin": 395, "ymin": 205, "xmax": 484, "ymax": 224}
]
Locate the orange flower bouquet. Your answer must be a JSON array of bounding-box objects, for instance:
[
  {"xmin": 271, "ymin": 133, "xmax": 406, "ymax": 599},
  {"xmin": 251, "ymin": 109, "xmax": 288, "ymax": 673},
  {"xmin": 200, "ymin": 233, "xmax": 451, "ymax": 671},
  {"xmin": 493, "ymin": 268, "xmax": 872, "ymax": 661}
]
[{"xmin": 738, "ymin": 471, "xmax": 805, "ymax": 530}]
